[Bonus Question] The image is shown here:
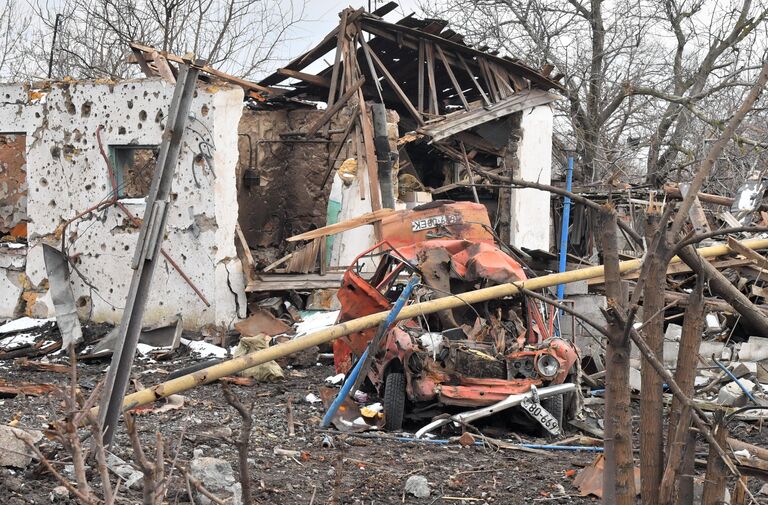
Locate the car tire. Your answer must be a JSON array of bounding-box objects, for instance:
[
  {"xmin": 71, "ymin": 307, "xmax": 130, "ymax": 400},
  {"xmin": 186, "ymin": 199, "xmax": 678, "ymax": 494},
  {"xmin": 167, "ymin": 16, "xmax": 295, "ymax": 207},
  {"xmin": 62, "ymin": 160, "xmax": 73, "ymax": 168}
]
[
  {"xmin": 383, "ymin": 372, "xmax": 406, "ymax": 431},
  {"xmin": 541, "ymin": 394, "xmax": 564, "ymax": 436}
]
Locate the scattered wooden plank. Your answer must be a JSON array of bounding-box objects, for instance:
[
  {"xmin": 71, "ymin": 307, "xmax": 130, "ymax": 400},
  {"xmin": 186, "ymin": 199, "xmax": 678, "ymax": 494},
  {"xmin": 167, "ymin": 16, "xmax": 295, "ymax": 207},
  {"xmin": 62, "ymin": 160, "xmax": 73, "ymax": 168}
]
[
  {"xmin": 0, "ymin": 378, "xmax": 56, "ymax": 397},
  {"xmin": 13, "ymin": 358, "xmax": 70, "ymax": 374},
  {"xmin": 246, "ymin": 272, "xmax": 346, "ymax": 292},
  {"xmin": 287, "ymin": 208, "xmax": 397, "ymax": 242},
  {"xmin": 588, "ymin": 258, "xmax": 753, "ymax": 285},
  {"xmin": 263, "ymin": 253, "xmax": 293, "ymax": 273}
]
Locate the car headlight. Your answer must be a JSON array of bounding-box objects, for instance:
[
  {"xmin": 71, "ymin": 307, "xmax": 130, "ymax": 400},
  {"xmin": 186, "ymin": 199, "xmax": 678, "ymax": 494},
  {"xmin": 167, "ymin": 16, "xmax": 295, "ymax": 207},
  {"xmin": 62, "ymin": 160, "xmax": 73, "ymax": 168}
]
[{"xmin": 536, "ymin": 354, "xmax": 560, "ymax": 378}]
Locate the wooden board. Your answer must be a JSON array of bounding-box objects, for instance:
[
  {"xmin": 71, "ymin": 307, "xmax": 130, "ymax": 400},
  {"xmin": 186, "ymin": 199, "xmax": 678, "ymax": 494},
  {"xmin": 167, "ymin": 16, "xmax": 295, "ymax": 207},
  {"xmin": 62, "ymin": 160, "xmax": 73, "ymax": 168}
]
[{"xmin": 287, "ymin": 208, "xmax": 396, "ymax": 242}]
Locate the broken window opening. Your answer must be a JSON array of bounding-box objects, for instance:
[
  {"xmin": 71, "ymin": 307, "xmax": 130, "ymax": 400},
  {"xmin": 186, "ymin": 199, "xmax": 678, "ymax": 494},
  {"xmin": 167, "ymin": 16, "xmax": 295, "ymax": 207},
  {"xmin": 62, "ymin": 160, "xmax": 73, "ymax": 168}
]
[
  {"xmin": 0, "ymin": 132, "xmax": 28, "ymax": 240},
  {"xmin": 109, "ymin": 145, "xmax": 159, "ymax": 199}
]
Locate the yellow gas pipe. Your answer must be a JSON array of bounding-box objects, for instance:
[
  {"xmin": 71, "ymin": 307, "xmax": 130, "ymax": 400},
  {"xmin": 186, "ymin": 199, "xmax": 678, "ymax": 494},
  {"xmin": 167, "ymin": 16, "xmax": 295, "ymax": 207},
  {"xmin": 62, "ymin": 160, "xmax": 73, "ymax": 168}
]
[{"xmin": 103, "ymin": 238, "xmax": 768, "ymax": 414}]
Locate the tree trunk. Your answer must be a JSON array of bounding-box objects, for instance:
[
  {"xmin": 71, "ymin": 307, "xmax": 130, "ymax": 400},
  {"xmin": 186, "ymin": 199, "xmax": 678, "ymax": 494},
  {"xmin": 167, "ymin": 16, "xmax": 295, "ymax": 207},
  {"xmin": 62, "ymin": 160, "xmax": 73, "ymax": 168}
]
[
  {"xmin": 598, "ymin": 207, "xmax": 636, "ymax": 504},
  {"xmin": 701, "ymin": 412, "xmax": 728, "ymax": 505},
  {"xmin": 659, "ymin": 275, "xmax": 705, "ymax": 505},
  {"xmin": 640, "ymin": 212, "xmax": 666, "ymax": 505}
]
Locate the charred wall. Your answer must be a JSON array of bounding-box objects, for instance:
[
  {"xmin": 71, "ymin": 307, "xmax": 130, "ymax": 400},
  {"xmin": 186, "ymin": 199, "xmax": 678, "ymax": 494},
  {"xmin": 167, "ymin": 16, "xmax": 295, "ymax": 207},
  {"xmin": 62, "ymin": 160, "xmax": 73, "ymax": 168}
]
[{"xmin": 236, "ymin": 109, "xmax": 333, "ymax": 263}]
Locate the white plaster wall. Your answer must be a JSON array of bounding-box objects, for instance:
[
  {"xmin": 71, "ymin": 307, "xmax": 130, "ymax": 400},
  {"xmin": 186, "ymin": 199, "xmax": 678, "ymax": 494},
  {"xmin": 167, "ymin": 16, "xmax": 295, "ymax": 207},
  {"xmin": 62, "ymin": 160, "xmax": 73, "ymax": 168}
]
[
  {"xmin": 329, "ymin": 174, "xmax": 377, "ymax": 270},
  {"xmin": 509, "ymin": 104, "xmax": 553, "ymax": 251},
  {"xmin": 0, "ymin": 79, "xmax": 246, "ymax": 329}
]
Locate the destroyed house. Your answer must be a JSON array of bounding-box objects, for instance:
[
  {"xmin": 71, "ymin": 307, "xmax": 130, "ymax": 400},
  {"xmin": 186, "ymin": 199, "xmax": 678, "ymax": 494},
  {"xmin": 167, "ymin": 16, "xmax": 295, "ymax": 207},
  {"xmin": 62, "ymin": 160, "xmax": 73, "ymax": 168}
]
[{"xmin": 0, "ymin": 5, "xmax": 562, "ymax": 330}]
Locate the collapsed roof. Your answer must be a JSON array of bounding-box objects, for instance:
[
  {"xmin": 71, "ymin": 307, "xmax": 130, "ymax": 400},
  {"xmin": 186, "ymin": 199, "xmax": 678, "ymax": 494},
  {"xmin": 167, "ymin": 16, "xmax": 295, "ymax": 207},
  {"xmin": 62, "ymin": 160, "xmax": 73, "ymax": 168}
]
[{"xmin": 258, "ymin": 3, "xmax": 563, "ymax": 139}]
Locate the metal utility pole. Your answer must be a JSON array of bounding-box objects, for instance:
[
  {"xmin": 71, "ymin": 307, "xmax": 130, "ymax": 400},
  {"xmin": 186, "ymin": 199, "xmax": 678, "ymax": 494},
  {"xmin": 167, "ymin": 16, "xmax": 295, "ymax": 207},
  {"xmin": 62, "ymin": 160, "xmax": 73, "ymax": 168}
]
[
  {"xmin": 48, "ymin": 14, "xmax": 62, "ymax": 79},
  {"xmin": 100, "ymin": 59, "xmax": 205, "ymax": 445}
]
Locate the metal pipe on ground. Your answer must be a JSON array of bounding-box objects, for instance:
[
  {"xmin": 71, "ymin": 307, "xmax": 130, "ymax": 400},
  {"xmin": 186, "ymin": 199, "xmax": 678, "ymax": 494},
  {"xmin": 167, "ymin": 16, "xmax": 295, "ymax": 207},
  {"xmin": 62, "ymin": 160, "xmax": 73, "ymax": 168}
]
[{"xmin": 95, "ymin": 238, "xmax": 768, "ymax": 416}]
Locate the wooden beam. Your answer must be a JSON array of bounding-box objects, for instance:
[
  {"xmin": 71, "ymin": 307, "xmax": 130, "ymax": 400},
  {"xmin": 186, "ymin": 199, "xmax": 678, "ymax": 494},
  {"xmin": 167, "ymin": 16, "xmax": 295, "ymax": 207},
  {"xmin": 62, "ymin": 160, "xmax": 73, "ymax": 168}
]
[
  {"xmin": 478, "ymin": 58, "xmax": 500, "ymax": 101},
  {"xmin": 130, "ymin": 42, "xmax": 271, "ymax": 95},
  {"xmin": 276, "ymin": 68, "xmax": 332, "ymax": 88},
  {"xmin": 326, "ymin": 10, "xmax": 347, "ymax": 109},
  {"xmin": 304, "ymin": 77, "xmax": 365, "ymax": 137},
  {"xmin": 359, "ymin": 17, "xmax": 564, "ymax": 91},
  {"xmin": 418, "ymin": 39, "xmax": 425, "ymax": 114},
  {"xmin": 260, "ymin": 8, "xmax": 365, "ymax": 86},
  {"xmin": 457, "ymin": 53, "xmax": 491, "ymax": 105},
  {"xmin": 357, "ymin": 88, "xmax": 383, "ymax": 216},
  {"xmin": 357, "ymin": 31, "xmax": 384, "ymax": 98},
  {"xmin": 588, "ymin": 258, "xmax": 753, "ymax": 285},
  {"xmin": 131, "ymin": 47, "xmax": 156, "ymax": 77},
  {"xmin": 490, "ymin": 62, "xmax": 516, "ymax": 96},
  {"xmin": 435, "ymin": 44, "xmax": 470, "ymax": 110},
  {"xmin": 287, "ymin": 208, "xmax": 396, "ymax": 242},
  {"xmin": 727, "ymin": 236, "xmax": 768, "ymax": 270},
  {"xmin": 359, "ymin": 35, "xmax": 424, "ymax": 125},
  {"xmin": 425, "ymin": 42, "xmax": 439, "ymax": 114}
]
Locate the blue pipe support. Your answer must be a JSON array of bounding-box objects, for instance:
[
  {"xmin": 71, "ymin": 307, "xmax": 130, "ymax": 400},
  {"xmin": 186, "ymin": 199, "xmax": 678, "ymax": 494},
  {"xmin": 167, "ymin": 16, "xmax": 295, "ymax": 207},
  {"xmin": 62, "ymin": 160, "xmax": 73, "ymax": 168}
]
[
  {"xmin": 713, "ymin": 358, "xmax": 758, "ymax": 404},
  {"xmin": 321, "ymin": 274, "xmax": 420, "ymax": 428},
  {"xmin": 556, "ymin": 155, "xmax": 574, "ymax": 303}
]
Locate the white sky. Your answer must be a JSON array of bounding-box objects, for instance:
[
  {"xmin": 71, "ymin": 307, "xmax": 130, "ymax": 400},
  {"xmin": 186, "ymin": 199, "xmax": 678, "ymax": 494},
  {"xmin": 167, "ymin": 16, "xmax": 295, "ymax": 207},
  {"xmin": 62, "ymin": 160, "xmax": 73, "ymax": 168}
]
[{"xmin": 274, "ymin": 0, "xmax": 422, "ymax": 76}]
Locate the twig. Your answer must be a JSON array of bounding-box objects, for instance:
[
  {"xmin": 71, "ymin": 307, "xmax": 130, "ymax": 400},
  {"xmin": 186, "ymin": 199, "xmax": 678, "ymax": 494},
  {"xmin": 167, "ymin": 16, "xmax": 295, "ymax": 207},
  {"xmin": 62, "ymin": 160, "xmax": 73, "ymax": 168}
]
[{"xmin": 221, "ymin": 383, "xmax": 254, "ymax": 505}]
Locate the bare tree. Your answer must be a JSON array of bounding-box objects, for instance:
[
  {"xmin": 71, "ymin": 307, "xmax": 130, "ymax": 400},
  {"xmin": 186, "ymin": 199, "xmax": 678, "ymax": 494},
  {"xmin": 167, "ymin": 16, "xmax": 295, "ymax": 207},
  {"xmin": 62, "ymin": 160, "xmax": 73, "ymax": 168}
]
[
  {"xmin": 22, "ymin": 0, "xmax": 306, "ymax": 80},
  {"xmin": 0, "ymin": 1, "xmax": 31, "ymax": 80},
  {"xmin": 421, "ymin": 0, "xmax": 768, "ymax": 187}
]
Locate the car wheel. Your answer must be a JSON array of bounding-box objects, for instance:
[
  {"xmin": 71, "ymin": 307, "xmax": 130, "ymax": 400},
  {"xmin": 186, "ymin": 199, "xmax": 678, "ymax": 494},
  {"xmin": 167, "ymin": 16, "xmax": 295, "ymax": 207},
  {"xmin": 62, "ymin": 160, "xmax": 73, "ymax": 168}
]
[
  {"xmin": 383, "ymin": 372, "xmax": 406, "ymax": 431},
  {"xmin": 541, "ymin": 394, "xmax": 564, "ymax": 436}
]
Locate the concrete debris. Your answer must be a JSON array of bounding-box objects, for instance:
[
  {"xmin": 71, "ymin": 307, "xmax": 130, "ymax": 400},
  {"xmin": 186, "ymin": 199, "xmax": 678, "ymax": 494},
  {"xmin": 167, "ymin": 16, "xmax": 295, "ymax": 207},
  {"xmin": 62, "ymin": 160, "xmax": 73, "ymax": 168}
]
[
  {"xmin": 305, "ymin": 289, "xmax": 342, "ymax": 311},
  {"xmin": 718, "ymin": 379, "xmax": 757, "ymax": 406},
  {"xmin": 49, "ymin": 485, "xmax": 69, "ymax": 502},
  {"xmin": 404, "ymin": 475, "xmax": 430, "ymax": 498},
  {"xmin": 739, "ymin": 336, "xmax": 768, "ymax": 361},
  {"xmin": 105, "ymin": 453, "xmax": 143, "ymax": 489},
  {"xmin": 190, "ymin": 456, "xmax": 242, "ymax": 505},
  {"xmin": 0, "ymin": 425, "xmax": 43, "ymax": 468}
]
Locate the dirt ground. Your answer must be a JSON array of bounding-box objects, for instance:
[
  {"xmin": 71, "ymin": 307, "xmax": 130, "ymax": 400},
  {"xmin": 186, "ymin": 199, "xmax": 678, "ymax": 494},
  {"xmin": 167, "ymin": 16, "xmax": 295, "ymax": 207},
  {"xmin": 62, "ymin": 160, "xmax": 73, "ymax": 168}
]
[{"xmin": 0, "ymin": 322, "xmax": 766, "ymax": 504}]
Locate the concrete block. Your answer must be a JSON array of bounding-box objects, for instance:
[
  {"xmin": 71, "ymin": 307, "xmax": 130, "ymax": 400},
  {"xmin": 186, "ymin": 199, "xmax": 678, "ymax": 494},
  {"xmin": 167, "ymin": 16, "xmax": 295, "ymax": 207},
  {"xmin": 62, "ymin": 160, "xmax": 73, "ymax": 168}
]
[
  {"xmin": 663, "ymin": 340, "xmax": 680, "ymax": 368},
  {"xmin": 629, "ymin": 367, "xmax": 642, "ymax": 392},
  {"xmin": 0, "ymin": 425, "xmax": 43, "ymax": 468},
  {"xmin": 664, "ymin": 323, "xmax": 682, "ymax": 341},
  {"xmin": 563, "ymin": 280, "xmax": 588, "ymax": 296},
  {"xmin": 739, "ymin": 337, "xmax": 768, "ymax": 362},
  {"xmin": 699, "ymin": 341, "xmax": 729, "ymax": 362},
  {"xmin": 730, "ymin": 361, "xmax": 757, "ymax": 379},
  {"xmin": 718, "ymin": 379, "xmax": 756, "ymax": 407}
]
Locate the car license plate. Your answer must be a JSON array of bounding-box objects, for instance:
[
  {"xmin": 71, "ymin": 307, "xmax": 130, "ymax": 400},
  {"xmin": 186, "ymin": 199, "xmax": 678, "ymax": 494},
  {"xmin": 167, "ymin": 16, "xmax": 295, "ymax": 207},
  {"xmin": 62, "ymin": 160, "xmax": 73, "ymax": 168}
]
[{"xmin": 520, "ymin": 397, "xmax": 560, "ymax": 435}]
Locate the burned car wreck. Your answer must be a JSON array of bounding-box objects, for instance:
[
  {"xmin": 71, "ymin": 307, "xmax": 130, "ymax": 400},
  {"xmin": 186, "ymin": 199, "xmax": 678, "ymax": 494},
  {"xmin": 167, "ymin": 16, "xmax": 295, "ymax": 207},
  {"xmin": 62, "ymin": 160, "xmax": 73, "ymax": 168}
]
[{"xmin": 333, "ymin": 201, "xmax": 580, "ymax": 433}]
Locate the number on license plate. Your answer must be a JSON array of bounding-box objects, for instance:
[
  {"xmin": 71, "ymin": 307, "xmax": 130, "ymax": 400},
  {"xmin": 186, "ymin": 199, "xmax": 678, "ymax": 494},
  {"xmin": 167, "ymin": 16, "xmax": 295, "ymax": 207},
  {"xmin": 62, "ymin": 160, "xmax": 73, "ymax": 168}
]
[{"xmin": 520, "ymin": 397, "xmax": 561, "ymax": 435}]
